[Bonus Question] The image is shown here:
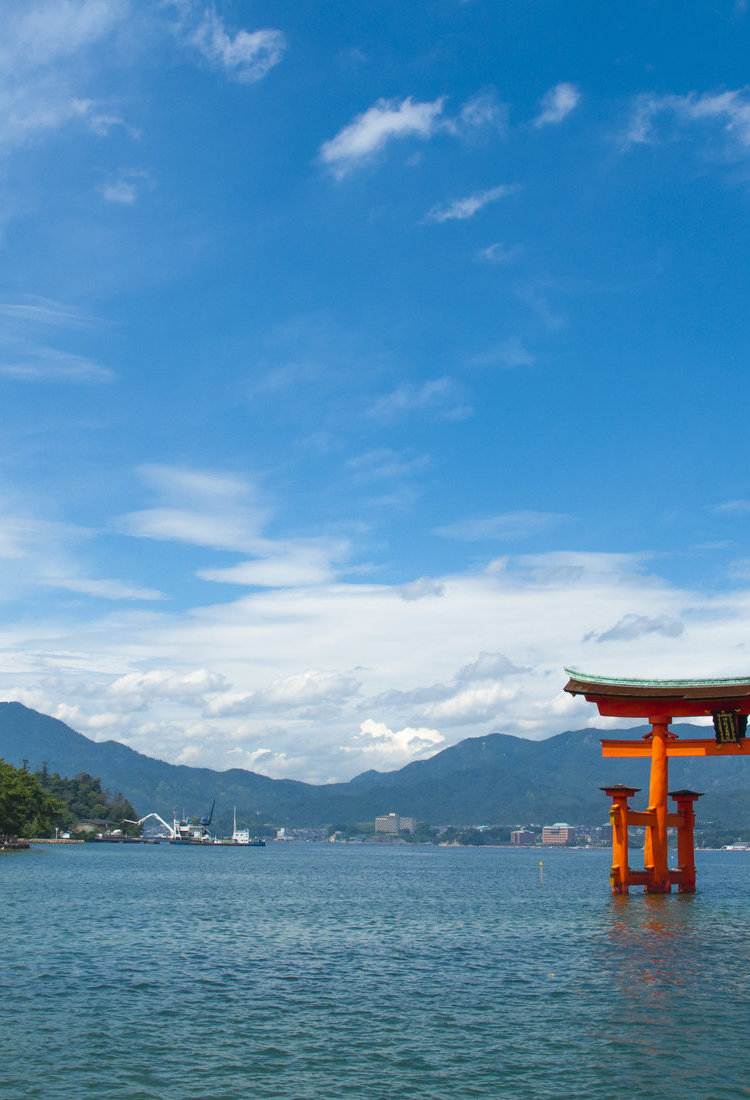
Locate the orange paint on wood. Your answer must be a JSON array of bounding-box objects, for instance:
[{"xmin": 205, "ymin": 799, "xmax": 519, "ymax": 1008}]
[{"xmin": 602, "ymin": 738, "xmax": 750, "ymax": 758}]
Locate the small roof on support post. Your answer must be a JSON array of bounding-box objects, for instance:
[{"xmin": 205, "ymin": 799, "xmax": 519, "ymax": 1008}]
[{"xmin": 564, "ymin": 668, "xmax": 750, "ymax": 719}]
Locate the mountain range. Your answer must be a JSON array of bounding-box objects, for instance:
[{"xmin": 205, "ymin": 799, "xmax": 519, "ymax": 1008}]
[{"xmin": 2, "ymin": 702, "xmax": 750, "ymax": 830}]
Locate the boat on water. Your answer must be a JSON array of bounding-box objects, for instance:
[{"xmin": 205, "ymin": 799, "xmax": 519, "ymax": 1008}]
[
  {"xmin": 213, "ymin": 807, "xmax": 266, "ymax": 846},
  {"xmin": 128, "ymin": 801, "xmax": 265, "ymax": 846},
  {"xmin": 171, "ymin": 799, "xmax": 216, "ymax": 845}
]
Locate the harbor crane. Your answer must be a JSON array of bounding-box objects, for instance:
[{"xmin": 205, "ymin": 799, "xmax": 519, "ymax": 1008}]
[{"xmin": 124, "ymin": 812, "xmax": 176, "ymax": 839}]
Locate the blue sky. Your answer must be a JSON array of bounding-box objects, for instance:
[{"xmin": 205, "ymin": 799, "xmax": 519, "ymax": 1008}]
[{"xmin": 3, "ymin": 0, "xmax": 750, "ymax": 781}]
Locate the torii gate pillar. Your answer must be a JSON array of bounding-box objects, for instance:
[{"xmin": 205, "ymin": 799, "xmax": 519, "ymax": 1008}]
[{"xmin": 565, "ymin": 670, "xmax": 750, "ymax": 895}]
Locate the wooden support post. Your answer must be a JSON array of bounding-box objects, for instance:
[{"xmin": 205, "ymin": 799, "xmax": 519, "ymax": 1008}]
[
  {"xmin": 644, "ymin": 719, "xmax": 671, "ymax": 894},
  {"xmin": 669, "ymin": 789, "xmax": 702, "ymax": 893},
  {"xmin": 601, "ymin": 785, "xmax": 640, "ymax": 895}
]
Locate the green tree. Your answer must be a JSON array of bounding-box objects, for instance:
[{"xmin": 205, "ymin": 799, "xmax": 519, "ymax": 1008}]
[
  {"xmin": 0, "ymin": 758, "xmax": 65, "ymax": 837},
  {"xmin": 34, "ymin": 769, "xmax": 139, "ymax": 832}
]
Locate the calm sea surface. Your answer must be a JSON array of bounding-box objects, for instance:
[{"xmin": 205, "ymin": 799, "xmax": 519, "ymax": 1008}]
[{"xmin": 3, "ymin": 844, "xmax": 750, "ymax": 1099}]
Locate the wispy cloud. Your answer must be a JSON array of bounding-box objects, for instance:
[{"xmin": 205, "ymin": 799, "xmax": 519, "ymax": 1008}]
[
  {"xmin": 347, "ymin": 449, "xmax": 429, "ymax": 482},
  {"xmin": 0, "ymin": 346, "xmax": 114, "ymax": 382},
  {"xmin": 533, "ymin": 82, "xmax": 581, "ymax": 127},
  {"xmin": 117, "ymin": 465, "xmax": 271, "ymax": 553},
  {"xmin": 451, "ymin": 88, "xmax": 507, "ymax": 137},
  {"xmin": 365, "ymin": 650, "xmax": 524, "ymax": 730},
  {"xmin": 435, "ymin": 511, "xmax": 567, "ymax": 541},
  {"xmin": 368, "ymin": 377, "xmax": 472, "ymax": 420},
  {"xmin": 0, "ymin": 0, "xmax": 126, "ymax": 68},
  {"xmin": 591, "ymin": 614, "xmax": 684, "ymax": 644},
  {"xmin": 0, "ymin": 296, "xmax": 101, "ymax": 328},
  {"xmin": 41, "ymin": 576, "xmax": 164, "ymax": 601},
  {"xmin": 99, "ymin": 169, "xmax": 153, "ymax": 205},
  {"xmin": 118, "ymin": 465, "xmax": 352, "ymax": 589},
  {"xmin": 715, "ymin": 499, "xmax": 750, "ymax": 514},
  {"xmin": 399, "ymin": 577, "xmax": 445, "ymax": 601},
  {"xmin": 320, "ymin": 96, "xmax": 446, "ymax": 176},
  {"xmin": 471, "ymin": 338, "xmax": 535, "ymax": 368},
  {"xmin": 208, "ymin": 669, "xmax": 362, "ymax": 717},
  {"xmin": 426, "ymin": 183, "xmax": 516, "ymax": 223},
  {"xmin": 189, "ymin": 8, "xmax": 286, "ymax": 83},
  {"xmin": 0, "ymin": 512, "xmax": 162, "ymax": 604},
  {"xmin": 625, "ymin": 87, "xmax": 750, "ymax": 149},
  {"xmin": 198, "ymin": 538, "xmax": 350, "ymax": 588},
  {"xmin": 478, "ymin": 242, "xmax": 522, "ymax": 264},
  {"xmin": 320, "ymin": 90, "xmax": 504, "ymax": 177},
  {"xmin": 0, "ymin": 0, "xmax": 133, "ymax": 149}
]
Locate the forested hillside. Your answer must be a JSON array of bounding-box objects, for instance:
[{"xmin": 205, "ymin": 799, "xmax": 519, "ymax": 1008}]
[{"xmin": 3, "ymin": 702, "xmax": 750, "ymax": 830}]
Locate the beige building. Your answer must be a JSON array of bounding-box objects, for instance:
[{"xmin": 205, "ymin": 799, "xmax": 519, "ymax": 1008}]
[
  {"xmin": 375, "ymin": 813, "xmax": 416, "ymax": 834},
  {"xmin": 542, "ymin": 823, "xmax": 577, "ymax": 846}
]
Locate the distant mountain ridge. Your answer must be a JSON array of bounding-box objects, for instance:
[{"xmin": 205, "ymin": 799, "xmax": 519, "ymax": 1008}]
[{"xmin": 2, "ymin": 701, "xmax": 750, "ymax": 829}]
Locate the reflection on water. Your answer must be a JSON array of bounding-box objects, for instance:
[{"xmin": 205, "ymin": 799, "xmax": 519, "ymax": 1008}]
[
  {"xmin": 604, "ymin": 893, "xmax": 697, "ymax": 989},
  {"xmin": 3, "ymin": 845, "xmax": 750, "ymax": 1098}
]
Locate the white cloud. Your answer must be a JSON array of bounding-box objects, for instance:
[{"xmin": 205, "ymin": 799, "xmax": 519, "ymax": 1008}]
[
  {"xmin": 99, "ymin": 170, "xmax": 153, "ymax": 205},
  {"xmin": 422, "ymin": 682, "xmax": 519, "ymax": 725},
  {"xmin": 116, "ymin": 465, "xmax": 272, "ymax": 552},
  {"xmin": 207, "ymin": 669, "xmax": 362, "ymax": 717},
  {"xmin": 189, "ymin": 9, "xmax": 286, "ymax": 83},
  {"xmin": 40, "ymin": 577, "xmax": 164, "ymax": 601},
  {"xmin": 434, "ymin": 511, "xmax": 567, "ymax": 541},
  {"xmin": 471, "ymin": 338, "xmax": 535, "ymax": 368},
  {"xmin": 457, "ymin": 652, "xmax": 522, "ymax": 681},
  {"xmin": 119, "ymin": 467, "xmax": 355, "ymax": 591},
  {"xmin": 0, "ymin": 0, "xmax": 125, "ymax": 70},
  {"xmin": 478, "ymin": 242, "xmax": 523, "ymax": 264},
  {"xmin": 119, "ymin": 507, "xmax": 261, "ymax": 550},
  {"xmin": 365, "ymin": 649, "xmax": 522, "ymax": 730},
  {"xmin": 52, "ymin": 703, "xmax": 123, "ymax": 733},
  {"xmin": 346, "ymin": 719, "xmax": 445, "ymax": 764},
  {"xmin": 0, "ymin": 1, "xmax": 133, "ymax": 149},
  {"xmin": 727, "ymin": 558, "xmax": 750, "ymax": 580},
  {"xmin": 591, "ymin": 614, "xmax": 685, "ymax": 644},
  {"xmin": 0, "ymin": 296, "xmax": 100, "ymax": 328},
  {"xmin": 101, "ymin": 179, "xmax": 138, "ymax": 205},
  {"xmin": 199, "ymin": 539, "xmax": 349, "ymax": 588},
  {"xmin": 319, "ymin": 90, "xmax": 506, "ymax": 177},
  {"xmin": 533, "ymin": 82, "xmax": 581, "ymax": 127},
  {"xmin": 347, "ymin": 449, "xmax": 429, "ymax": 482},
  {"xmin": 399, "ymin": 578, "xmax": 445, "ymax": 602},
  {"xmin": 320, "ymin": 96, "xmax": 446, "ymax": 176},
  {"xmin": 515, "ymin": 549, "xmax": 648, "ymax": 585},
  {"xmin": 5, "ymin": 548, "xmax": 750, "ymax": 779},
  {"xmin": 454, "ymin": 88, "xmax": 507, "ymax": 136},
  {"xmin": 0, "ymin": 515, "xmax": 91, "ymax": 561},
  {"xmin": 426, "ymin": 184, "xmax": 516, "ymax": 223},
  {"xmin": 0, "ymin": 346, "xmax": 114, "ymax": 382},
  {"xmin": 263, "ymin": 669, "xmax": 361, "ymax": 707},
  {"xmin": 625, "ymin": 87, "xmax": 750, "ymax": 150},
  {"xmin": 368, "ymin": 377, "xmax": 470, "ymax": 420},
  {"xmin": 109, "ymin": 668, "xmax": 228, "ymax": 707},
  {"xmin": 715, "ymin": 499, "xmax": 750, "ymax": 514},
  {"xmin": 0, "ymin": 512, "xmax": 167, "ymax": 608}
]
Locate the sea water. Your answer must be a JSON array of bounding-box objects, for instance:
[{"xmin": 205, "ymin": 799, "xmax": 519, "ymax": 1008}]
[{"xmin": 2, "ymin": 844, "xmax": 750, "ymax": 1099}]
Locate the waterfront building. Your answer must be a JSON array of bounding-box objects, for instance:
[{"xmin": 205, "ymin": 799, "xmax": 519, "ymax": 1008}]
[
  {"xmin": 510, "ymin": 828, "xmax": 536, "ymax": 846},
  {"xmin": 375, "ymin": 813, "xmax": 416, "ymax": 834},
  {"xmin": 542, "ymin": 823, "xmax": 577, "ymax": 846}
]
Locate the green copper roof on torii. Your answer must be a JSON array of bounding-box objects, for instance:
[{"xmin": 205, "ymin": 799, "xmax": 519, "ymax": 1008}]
[{"xmin": 564, "ymin": 668, "xmax": 750, "ymax": 689}]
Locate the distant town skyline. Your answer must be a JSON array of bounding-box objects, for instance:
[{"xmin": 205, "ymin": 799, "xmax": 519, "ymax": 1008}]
[{"xmin": 1, "ymin": 1, "xmax": 750, "ymax": 781}]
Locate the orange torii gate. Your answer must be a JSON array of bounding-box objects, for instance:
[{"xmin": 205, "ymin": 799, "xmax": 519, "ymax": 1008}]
[{"xmin": 564, "ymin": 670, "xmax": 750, "ymax": 895}]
